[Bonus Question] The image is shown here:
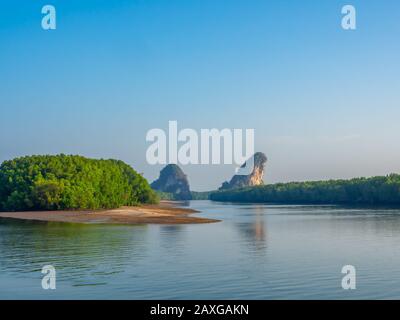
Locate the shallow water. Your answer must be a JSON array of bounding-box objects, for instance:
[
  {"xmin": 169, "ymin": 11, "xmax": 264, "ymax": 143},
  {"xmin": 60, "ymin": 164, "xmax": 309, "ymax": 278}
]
[{"xmin": 1, "ymin": 200, "xmax": 400, "ymax": 299}]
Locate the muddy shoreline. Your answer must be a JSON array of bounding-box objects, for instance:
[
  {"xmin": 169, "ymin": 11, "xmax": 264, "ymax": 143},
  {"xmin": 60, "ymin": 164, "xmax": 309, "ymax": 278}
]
[{"xmin": 0, "ymin": 201, "xmax": 220, "ymax": 225}]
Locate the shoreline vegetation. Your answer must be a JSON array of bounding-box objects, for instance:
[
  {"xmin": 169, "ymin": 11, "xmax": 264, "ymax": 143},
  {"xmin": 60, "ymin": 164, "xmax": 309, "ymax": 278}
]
[
  {"xmin": 0, "ymin": 154, "xmax": 158, "ymax": 211},
  {"xmin": 3, "ymin": 154, "xmax": 400, "ymax": 224},
  {"xmin": 209, "ymin": 174, "xmax": 400, "ymax": 205},
  {"xmin": 0, "ymin": 201, "xmax": 220, "ymax": 225},
  {"xmin": 0, "ymin": 154, "xmax": 218, "ymax": 225}
]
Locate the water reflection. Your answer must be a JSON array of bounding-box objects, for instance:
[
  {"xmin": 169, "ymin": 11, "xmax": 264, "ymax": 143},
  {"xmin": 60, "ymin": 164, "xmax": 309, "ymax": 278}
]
[
  {"xmin": 158, "ymin": 225, "xmax": 187, "ymax": 254},
  {"xmin": 0, "ymin": 218, "xmax": 148, "ymax": 286},
  {"xmin": 3, "ymin": 203, "xmax": 400, "ymax": 299},
  {"xmin": 235, "ymin": 206, "xmax": 267, "ymax": 252}
]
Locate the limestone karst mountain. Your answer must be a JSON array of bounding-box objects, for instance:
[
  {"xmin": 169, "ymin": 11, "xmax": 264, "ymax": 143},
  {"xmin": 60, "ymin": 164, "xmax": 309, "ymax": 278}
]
[
  {"xmin": 219, "ymin": 152, "xmax": 267, "ymax": 190},
  {"xmin": 151, "ymin": 164, "xmax": 192, "ymax": 200}
]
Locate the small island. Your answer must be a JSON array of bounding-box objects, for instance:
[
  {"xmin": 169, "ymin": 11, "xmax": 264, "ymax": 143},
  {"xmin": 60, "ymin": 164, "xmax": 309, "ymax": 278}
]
[{"xmin": 0, "ymin": 154, "xmax": 218, "ymax": 225}]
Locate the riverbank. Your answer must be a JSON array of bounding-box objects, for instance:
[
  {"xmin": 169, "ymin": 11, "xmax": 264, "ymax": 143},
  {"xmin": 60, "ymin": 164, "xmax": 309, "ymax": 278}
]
[
  {"xmin": 209, "ymin": 175, "xmax": 400, "ymax": 205},
  {"xmin": 0, "ymin": 201, "xmax": 220, "ymax": 225}
]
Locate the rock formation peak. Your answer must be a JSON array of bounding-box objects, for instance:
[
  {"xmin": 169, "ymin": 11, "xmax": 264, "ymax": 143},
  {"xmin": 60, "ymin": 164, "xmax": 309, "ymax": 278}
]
[
  {"xmin": 151, "ymin": 164, "xmax": 192, "ymax": 200},
  {"xmin": 219, "ymin": 152, "xmax": 267, "ymax": 190}
]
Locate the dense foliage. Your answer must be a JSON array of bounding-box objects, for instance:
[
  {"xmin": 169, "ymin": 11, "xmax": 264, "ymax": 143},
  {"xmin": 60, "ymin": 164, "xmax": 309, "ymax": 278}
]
[
  {"xmin": 0, "ymin": 154, "xmax": 158, "ymax": 211},
  {"xmin": 154, "ymin": 191, "xmax": 176, "ymax": 200},
  {"xmin": 210, "ymin": 175, "xmax": 400, "ymax": 205},
  {"xmin": 191, "ymin": 191, "xmax": 215, "ymax": 200},
  {"xmin": 156, "ymin": 191, "xmax": 214, "ymax": 201}
]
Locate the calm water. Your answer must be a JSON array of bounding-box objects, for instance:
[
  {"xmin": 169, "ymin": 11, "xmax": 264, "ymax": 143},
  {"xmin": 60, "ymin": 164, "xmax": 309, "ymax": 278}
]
[{"xmin": 1, "ymin": 200, "xmax": 400, "ymax": 299}]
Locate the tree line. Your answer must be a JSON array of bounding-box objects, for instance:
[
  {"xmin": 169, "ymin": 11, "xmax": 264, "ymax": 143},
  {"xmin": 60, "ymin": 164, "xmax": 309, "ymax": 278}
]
[
  {"xmin": 0, "ymin": 154, "xmax": 158, "ymax": 211},
  {"xmin": 209, "ymin": 175, "xmax": 400, "ymax": 205}
]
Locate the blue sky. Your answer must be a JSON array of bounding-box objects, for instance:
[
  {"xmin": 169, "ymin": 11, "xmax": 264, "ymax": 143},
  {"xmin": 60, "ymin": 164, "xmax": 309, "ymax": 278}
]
[{"xmin": 1, "ymin": 0, "xmax": 400, "ymax": 190}]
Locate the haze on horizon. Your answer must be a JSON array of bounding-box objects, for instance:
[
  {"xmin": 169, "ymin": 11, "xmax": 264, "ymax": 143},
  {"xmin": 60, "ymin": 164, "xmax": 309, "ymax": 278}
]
[{"xmin": 1, "ymin": 0, "xmax": 400, "ymax": 191}]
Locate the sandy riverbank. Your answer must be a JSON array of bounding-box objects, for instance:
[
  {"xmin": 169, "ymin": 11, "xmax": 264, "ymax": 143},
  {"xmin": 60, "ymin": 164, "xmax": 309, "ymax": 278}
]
[{"xmin": 0, "ymin": 201, "xmax": 220, "ymax": 225}]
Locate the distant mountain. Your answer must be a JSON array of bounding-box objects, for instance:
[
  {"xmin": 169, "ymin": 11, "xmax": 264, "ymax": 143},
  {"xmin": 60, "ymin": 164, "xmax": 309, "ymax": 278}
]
[
  {"xmin": 151, "ymin": 164, "xmax": 192, "ymax": 200},
  {"xmin": 219, "ymin": 152, "xmax": 267, "ymax": 191}
]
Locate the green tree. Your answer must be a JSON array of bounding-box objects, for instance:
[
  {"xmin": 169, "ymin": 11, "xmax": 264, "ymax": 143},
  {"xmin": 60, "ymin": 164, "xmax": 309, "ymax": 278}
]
[{"xmin": 0, "ymin": 154, "xmax": 158, "ymax": 211}]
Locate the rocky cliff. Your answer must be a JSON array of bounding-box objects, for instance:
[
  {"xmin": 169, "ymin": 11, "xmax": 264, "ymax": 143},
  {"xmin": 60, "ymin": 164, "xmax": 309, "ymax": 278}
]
[
  {"xmin": 219, "ymin": 152, "xmax": 267, "ymax": 190},
  {"xmin": 151, "ymin": 164, "xmax": 192, "ymax": 200}
]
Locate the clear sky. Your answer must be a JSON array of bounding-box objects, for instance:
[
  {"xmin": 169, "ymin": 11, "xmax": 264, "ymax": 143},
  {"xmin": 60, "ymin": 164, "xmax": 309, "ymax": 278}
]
[{"xmin": 1, "ymin": 0, "xmax": 400, "ymax": 191}]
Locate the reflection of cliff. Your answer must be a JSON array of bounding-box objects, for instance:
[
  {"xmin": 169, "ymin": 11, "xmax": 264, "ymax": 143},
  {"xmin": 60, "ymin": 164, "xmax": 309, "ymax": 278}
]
[
  {"xmin": 234, "ymin": 207, "xmax": 267, "ymax": 251},
  {"xmin": 237, "ymin": 219, "xmax": 265, "ymax": 243},
  {"xmin": 253, "ymin": 216, "xmax": 266, "ymax": 242},
  {"xmin": 0, "ymin": 218, "xmax": 148, "ymax": 285}
]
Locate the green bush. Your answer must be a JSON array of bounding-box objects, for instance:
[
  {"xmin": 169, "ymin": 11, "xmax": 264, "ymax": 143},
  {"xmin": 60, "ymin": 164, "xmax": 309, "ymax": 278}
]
[{"xmin": 0, "ymin": 154, "xmax": 158, "ymax": 211}]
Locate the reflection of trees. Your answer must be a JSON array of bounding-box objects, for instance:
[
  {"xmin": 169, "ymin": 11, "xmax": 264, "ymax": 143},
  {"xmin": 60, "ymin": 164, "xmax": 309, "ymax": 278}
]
[
  {"xmin": 315, "ymin": 210, "xmax": 400, "ymax": 237},
  {"xmin": 0, "ymin": 218, "xmax": 149, "ymax": 285}
]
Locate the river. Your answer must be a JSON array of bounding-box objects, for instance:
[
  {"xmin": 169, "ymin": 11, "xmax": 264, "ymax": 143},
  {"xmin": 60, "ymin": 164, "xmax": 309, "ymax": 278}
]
[{"xmin": 1, "ymin": 200, "xmax": 400, "ymax": 299}]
